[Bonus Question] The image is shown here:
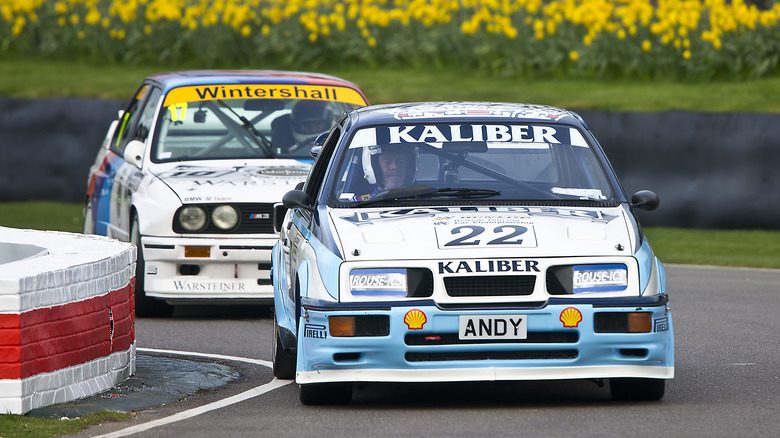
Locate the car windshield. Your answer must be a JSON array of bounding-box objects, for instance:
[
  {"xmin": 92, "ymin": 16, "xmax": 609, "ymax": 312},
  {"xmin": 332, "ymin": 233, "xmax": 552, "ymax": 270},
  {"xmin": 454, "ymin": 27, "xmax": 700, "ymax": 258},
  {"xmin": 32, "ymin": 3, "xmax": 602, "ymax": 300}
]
[
  {"xmin": 151, "ymin": 88, "xmax": 363, "ymax": 162},
  {"xmin": 330, "ymin": 122, "xmax": 616, "ymax": 205}
]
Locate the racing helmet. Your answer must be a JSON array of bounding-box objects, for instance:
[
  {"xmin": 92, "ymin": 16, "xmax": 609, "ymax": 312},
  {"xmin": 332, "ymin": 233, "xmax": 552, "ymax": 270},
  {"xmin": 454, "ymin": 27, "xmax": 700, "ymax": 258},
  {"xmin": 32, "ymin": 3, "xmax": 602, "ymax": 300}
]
[
  {"xmin": 291, "ymin": 100, "xmax": 334, "ymax": 145},
  {"xmin": 362, "ymin": 144, "xmax": 418, "ymax": 187}
]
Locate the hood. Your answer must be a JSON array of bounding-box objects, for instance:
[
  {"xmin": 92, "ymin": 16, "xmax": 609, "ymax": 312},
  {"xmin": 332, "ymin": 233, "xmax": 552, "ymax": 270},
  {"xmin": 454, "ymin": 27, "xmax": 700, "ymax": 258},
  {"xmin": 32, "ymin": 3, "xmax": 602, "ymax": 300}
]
[
  {"xmin": 152, "ymin": 161, "xmax": 311, "ymax": 203},
  {"xmin": 330, "ymin": 205, "xmax": 634, "ymax": 261}
]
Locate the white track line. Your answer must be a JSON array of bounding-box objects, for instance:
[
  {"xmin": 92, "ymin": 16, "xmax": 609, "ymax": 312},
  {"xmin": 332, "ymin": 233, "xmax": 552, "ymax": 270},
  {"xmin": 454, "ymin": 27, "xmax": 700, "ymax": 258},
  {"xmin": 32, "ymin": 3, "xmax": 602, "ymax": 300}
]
[
  {"xmin": 138, "ymin": 347, "xmax": 273, "ymax": 368},
  {"xmin": 92, "ymin": 348, "xmax": 292, "ymax": 438}
]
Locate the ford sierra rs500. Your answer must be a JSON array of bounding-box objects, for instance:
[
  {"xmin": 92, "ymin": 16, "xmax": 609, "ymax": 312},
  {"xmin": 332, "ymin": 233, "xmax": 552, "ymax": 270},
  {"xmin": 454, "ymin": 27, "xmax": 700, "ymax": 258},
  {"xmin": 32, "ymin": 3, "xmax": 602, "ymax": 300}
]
[{"xmin": 271, "ymin": 102, "xmax": 673, "ymax": 404}]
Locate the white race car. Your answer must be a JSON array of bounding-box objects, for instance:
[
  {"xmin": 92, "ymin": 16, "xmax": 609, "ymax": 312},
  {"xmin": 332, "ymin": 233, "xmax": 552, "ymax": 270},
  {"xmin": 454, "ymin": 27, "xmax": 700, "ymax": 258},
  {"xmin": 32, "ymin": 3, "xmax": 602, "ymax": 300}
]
[
  {"xmin": 84, "ymin": 70, "xmax": 369, "ymax": 316},
  {"xmin": 272, "ymin": 102, "xmax": 673, "ymax": 404}
]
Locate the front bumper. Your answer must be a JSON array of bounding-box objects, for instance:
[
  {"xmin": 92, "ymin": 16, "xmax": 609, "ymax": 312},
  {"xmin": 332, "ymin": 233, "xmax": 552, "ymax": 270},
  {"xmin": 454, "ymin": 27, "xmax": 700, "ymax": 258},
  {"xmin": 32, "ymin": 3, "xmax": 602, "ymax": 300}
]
[
  {"xmin": 140, "ymin": 235, "xmax": 277, "ymax": 303},
  {"xmin": 296, "ymin": 297, "xmax": 674, "ymax": 384}
]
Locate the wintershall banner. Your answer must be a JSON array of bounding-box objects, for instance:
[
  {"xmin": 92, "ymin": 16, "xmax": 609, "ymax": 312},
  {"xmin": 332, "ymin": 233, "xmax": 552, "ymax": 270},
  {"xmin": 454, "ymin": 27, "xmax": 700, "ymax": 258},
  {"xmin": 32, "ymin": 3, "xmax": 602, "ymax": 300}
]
[{"xmin": 163, "ymin": 84, "xmax": 367, "ymax": 106}]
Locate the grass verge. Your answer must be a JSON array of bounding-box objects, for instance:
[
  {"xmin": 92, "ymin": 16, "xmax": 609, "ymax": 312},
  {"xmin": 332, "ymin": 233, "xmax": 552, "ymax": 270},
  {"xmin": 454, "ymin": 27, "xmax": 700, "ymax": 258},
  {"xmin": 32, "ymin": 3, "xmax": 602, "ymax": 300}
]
[
  {"xmin": 0, "ymin": 411, "xmax": 132, "ymax": 438},
  {"xmin": 1, "ymin": 202, "xmax": 778, "ymax": 269},
  {"xmin": 3, "ymin": 57, "xmax": 780, "ymax": 112}
]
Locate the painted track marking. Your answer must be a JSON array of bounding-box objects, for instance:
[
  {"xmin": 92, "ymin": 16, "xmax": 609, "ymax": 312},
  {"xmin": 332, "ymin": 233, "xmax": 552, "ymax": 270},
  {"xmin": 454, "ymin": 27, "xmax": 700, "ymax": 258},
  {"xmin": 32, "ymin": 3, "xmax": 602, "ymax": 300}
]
[{"xmin": 92, "ymin": 348, "xmax": 292, "ymax": 438}]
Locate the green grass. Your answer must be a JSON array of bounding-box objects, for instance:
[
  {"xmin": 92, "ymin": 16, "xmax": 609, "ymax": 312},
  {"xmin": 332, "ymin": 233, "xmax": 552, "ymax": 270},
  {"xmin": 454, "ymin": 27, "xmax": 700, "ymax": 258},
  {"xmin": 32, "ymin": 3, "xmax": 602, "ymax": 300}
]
[
  {"xmin": 0, "ymin": 201, "xmax": 84, "ymax": 233},
  {"xmin": 643, "ymin": 228, "xmax": 780, "ymax": 270},
  {"xmin": 1, "ymin": 202, "xmax": 778, "ymax": 269},
  {"xmin": 3, "ymin": 56, "xmax": 780, "ymax": 112},
  {"xmin": 0, "ymin": 411, "xmax": 132, "ymax": 438}
]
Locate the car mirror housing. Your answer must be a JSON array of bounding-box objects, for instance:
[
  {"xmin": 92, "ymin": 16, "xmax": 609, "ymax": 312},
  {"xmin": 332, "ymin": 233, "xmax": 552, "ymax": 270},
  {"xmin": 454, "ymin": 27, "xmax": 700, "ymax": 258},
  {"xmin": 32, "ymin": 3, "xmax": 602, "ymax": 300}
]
[
  {"xmin": 283, "ymin": 190, "xmax": 313, "ymax": 211},
  {"xmin": 631, "ymin": 190, "xmax": 660, "ymax": 211},
  {"xmin": 123, "ymin": 140, "xmax": 146, "ymax": 169},
  {"xmin": 314, "ymin": 132, "xmax": 329, "ymax": 148}
]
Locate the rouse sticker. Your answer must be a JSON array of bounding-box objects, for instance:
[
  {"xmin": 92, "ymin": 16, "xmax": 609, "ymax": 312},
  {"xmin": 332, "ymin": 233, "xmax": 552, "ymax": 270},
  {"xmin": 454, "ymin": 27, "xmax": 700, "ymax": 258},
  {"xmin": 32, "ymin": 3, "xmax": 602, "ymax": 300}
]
[{"xmin": 162, "ymin": 84, "xmax": 367, "ymax": 107}]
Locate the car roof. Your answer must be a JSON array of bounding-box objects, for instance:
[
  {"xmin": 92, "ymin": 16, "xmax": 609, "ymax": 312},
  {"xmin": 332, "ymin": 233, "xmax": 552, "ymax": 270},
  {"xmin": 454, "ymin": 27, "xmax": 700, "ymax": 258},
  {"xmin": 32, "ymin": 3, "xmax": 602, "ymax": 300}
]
[
  {"xmin": 348, "ymin": 101, "xmax": 584, "ymax": 127},
  {"xmin": 146, "ymin": 70, "xmax": 366, "ymax": 94}
]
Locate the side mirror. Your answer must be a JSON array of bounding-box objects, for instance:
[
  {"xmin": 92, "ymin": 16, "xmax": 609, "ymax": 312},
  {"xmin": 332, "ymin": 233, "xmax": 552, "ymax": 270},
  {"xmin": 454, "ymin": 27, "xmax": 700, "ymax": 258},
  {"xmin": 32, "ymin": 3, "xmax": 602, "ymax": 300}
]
[
  {"xmin": 313, "ymin": 132, "xmax": 329, "ymax": 147},
  {"xmin": 631, "ymin": 190, "xmax": 660, "ymax": 211},
  {"xmin": 273, "ymin": 203, "xmax": 287, "ymax": 233},
  {"xmin": 123, "ymin": 140, "xmax": 146, "ymax": 169},
  {"xmin": 310, "ymin": 146, "xmax": 321, "ymax": 158},
  {"xmin": 282, "ymin": 190, "xmax": 313, "ymax": 211}
]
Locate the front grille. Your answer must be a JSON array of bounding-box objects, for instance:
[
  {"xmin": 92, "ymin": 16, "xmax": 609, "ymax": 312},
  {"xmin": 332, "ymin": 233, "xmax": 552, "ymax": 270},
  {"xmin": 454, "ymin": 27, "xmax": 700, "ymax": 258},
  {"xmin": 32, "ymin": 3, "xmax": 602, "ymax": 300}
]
[
  {"xmin": 173, "ymin": 203, "xmax": 275, "ymax": 234},
  {"xmin": 405, "ymin": 332, "xmax": 578, "ymax": 346},
  {"xmin": 444, "ymin": 275, "xmax": 536, "ymax": 297},
  {"xmin": 406, "ymin": 350, "xmax": 578, "ymax": 362}
]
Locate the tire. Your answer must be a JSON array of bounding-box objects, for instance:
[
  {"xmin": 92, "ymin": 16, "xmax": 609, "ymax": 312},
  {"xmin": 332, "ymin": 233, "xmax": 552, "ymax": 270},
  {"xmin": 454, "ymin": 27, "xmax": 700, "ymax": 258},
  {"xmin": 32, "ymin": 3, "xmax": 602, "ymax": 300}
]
[
  {"xmin": 272, "ymin": 316, "xmax": 296, "ymax": 379},
  {"xmin": 83, "ymin": 199, "xmax": 94, "ymax": 234},
  {"xmin": 299, "ymin": 383, "xmax": 352, "ymax": 405},
  {"xmin": 130, "ymin": 217, "xmax": 174, "ymax": 318},
  {"xmin": 609, "ymin": 378, "xmax": 666, "ymax": 401}
]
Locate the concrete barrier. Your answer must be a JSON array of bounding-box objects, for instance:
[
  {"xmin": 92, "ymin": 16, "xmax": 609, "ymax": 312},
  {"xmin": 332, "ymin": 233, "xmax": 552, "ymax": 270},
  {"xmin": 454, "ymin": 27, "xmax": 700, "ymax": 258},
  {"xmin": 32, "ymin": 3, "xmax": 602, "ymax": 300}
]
[{"xmin": 0, "ymin": 226, "xmax": 136, "ymax": 415}]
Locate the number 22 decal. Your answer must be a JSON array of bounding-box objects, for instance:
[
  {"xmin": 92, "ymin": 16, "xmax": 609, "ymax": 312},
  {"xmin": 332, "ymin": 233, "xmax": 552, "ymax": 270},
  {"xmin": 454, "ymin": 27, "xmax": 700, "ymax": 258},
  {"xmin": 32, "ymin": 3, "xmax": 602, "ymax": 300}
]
[{"xmin": 443, "ymin": 225, "xmax": 528, "ymax": 247}]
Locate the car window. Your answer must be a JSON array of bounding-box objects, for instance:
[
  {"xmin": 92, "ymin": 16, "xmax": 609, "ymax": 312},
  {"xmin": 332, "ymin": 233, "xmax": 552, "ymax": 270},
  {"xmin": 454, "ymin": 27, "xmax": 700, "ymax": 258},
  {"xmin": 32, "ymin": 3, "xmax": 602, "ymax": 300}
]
[
  {"xmin": 304, "ymin": 126, "xmax": 341, "ymax": 199},
  {"xmin": 110, "ymin": 84, "xmax": 151, "ymax": 154},
  {"xmin": 330, "ymin": 122, "xmax": 615, "ymax": 205},
  {"xmin": 133, "ymin": 86, "xmax": 163, "ymax": 143},
  {"xmin": 150, "ymin": 85, "xmax": 365, "ymax": 163}
]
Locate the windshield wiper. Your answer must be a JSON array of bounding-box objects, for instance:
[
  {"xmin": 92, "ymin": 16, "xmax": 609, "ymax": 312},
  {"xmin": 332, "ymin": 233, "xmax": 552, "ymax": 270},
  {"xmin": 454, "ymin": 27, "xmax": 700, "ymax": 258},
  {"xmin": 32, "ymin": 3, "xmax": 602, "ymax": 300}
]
[{"xmin": 352, "ymin": 185, "xmax": 500, "ymax": 207}]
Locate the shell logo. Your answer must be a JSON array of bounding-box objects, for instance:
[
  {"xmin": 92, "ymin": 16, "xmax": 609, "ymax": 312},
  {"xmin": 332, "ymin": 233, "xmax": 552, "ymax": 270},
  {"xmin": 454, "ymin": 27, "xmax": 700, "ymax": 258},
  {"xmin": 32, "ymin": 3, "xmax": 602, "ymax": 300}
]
[
  {"xmin": 404, "ymin": 309, "xmax": 427, "ymax": 330},
  {"xmin": 560, "ymin": 307, "xmax": 582, "ymax": 328}
]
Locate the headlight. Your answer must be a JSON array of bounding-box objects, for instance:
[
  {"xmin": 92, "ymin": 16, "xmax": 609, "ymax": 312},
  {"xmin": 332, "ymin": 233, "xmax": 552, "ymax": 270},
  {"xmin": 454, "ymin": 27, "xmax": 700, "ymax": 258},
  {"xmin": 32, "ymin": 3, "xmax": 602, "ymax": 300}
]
[
  {"xmin": 349, "ymin": 268, "xmax": 408, "ymax": 298},
  {"xmin": 572, "ymin": 264, "xmax": 628, "ymax": 293},
  {"xmin": 212, "ymin": 205, "xmax": 238, "ymax": 230},
  {"xmin": 179, "ymin": 206, "xmax": 207, "ymax": 231}
]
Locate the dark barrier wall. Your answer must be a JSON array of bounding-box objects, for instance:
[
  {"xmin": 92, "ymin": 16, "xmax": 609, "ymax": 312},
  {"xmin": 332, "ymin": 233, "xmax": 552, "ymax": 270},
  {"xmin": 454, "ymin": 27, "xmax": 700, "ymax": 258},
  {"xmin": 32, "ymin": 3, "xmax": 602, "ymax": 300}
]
[
  {"xmin": 0, "ymin": 97, "xmax": 125, "ymax": 204},
  {"xmin": 0, "ymin": 97, "xmax": 778, "ymax": 229}
]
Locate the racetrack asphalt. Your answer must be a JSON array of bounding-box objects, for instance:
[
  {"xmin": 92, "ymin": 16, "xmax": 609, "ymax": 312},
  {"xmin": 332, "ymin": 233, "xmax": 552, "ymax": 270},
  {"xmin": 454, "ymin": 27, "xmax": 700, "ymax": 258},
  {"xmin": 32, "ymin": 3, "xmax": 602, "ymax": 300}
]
[{"xmin": 25, "ymin": 354, "xmax": 237, "ymax": 420}]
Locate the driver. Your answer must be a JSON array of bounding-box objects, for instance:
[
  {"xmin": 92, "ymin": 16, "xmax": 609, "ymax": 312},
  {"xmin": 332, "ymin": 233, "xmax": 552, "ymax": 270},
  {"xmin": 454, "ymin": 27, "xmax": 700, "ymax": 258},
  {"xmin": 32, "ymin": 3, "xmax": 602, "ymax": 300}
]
[
  {"xmin": 290, "ymin": 100, "xmax": 333, "ymax": 151},
  {"xmin": 353, "ymin": 144, "xmax": 417, "ymax": 201}
]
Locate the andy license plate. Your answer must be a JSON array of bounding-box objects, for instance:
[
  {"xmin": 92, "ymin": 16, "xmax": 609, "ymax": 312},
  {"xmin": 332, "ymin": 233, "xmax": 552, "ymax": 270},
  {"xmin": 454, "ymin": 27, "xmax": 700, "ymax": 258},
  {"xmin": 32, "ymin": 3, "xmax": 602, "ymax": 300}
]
[{"xmin": 459, "ymin": 315, "xmax": 527, "ymax": 340}]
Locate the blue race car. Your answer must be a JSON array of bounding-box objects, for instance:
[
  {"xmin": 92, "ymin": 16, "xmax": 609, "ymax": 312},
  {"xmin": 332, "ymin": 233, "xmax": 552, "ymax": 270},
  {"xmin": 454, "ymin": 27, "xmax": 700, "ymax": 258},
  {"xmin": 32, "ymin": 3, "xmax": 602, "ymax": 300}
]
[{"xmin": 271, "ymin": 102, "xmax": 673, "ymax": 404}]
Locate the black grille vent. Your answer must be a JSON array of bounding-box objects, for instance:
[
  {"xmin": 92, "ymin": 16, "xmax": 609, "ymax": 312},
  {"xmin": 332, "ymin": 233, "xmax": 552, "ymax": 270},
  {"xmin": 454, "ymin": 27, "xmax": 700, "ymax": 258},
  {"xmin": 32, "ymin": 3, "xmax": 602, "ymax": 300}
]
[
  {"xmin": 444, "ymin": 275, "xmax": 536, "ymax": 297},
  {"xmin": 173, "ymin": 203, "xmax": 275, "ymax": 234},
  {"xmin": 405, "ymin": 332, "xmax": 578, "ymax": 346},
  {"xmin": 406, "ymin": 350, "xmax": 578, "ymax": 362}
]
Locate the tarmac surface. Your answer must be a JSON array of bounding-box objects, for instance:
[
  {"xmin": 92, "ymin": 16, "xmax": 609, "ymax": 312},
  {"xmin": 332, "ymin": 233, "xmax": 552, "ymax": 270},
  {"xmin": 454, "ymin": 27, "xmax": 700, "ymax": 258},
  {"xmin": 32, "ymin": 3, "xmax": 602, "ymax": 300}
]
[{"xmin": 26, "ymin": 354, "xmax": 237, "ymax": 419}]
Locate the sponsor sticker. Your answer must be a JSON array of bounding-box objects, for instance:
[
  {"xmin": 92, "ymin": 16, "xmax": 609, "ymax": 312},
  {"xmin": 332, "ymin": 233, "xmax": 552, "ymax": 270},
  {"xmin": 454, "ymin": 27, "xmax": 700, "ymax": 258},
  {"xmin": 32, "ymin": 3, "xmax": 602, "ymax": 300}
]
[
  {"xmin": 654, "ymin": 317, "xmax": 669, "ymax": 332},
  {"xmin": 404, "ymin": 309, "xmax": 427, "ymax": 330},
  {"xmin": 304, "ymin": 324, "xmax": 327, "ymax": 339},
  {"xmin": 560, "ymin": 307, "xmax": 582, "ymax": 328},
  {"xmin": 163, "ymin": 84, "xmax": 367, "ymax": 107}
]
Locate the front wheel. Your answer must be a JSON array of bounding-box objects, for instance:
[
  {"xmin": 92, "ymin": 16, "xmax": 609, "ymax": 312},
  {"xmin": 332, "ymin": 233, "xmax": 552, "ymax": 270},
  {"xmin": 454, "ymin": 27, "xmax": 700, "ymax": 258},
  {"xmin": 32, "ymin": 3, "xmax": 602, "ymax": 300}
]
[
  {"xmin": 272, "ymin": 316, "xmax": 296, "ymax": 379},
  {"xmin": 299, "ymin": 383, "xmax": 352, "ymax": 405},
  {"xmin": 609, "ymin": 378, "xmax": 666, "ymax": 401},
  {"xmin": 130, "ymin": 217, "xmax": 174, "ymax": 318}
]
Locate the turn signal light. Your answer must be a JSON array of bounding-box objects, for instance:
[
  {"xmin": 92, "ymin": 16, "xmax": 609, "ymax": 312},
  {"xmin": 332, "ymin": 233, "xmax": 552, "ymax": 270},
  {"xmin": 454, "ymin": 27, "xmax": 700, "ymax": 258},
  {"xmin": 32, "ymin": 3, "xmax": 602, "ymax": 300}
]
[
  {"xmin": 627, "ymin": 312, "xmax": 652, "ymax": 333},
  {"xmin": 595, "ymin": 312, "xmax": 653, "ymax": 333},
  {"xmin": 184, "ymin": 246, "xmax": 211, "ymax": 258},
  {"xmin": 329, "ymin": 316, "xmax": 356, "ymax": 337}
]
